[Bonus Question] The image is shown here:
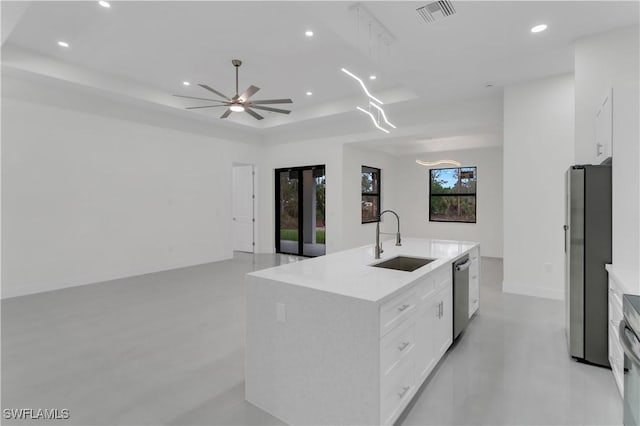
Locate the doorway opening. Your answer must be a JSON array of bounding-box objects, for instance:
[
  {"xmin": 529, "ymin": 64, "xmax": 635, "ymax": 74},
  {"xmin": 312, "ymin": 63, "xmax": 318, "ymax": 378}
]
[
  {"xmin": 232, "ymin": 163, "xmax": 255, "ymax": 253},
  {"xmin": 275, "ymin": 165, "xmax": 326, "ymax": 257}
]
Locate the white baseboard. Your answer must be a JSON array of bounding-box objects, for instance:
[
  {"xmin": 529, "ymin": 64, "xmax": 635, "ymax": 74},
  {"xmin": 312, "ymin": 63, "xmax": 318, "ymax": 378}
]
[
  {"xmin": 502, "ymin": 281, "xmax": 564, "ymax": 300},
  {"xmin": 1, "ymin": 253, "xmax": 234, "ymax": 300}
]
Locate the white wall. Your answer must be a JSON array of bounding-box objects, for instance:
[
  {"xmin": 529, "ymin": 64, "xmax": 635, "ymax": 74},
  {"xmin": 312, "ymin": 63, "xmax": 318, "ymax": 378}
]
[
  {"xmin": 2, "ymin": 75, "xmax": 259, "ymax": 299},
  {"xmin": 503, "ymin": 74, "xmax": 575, "ymax": 300},
  {"xmin": 575, "ymin": 25, "xmax": 639, "ymax": 165},
  {"xmin": 255, "ymin": 139, "xmax": 344, "ymax": 254},
  {"xmin": 341, "ymin": 145, "xmax": 397, "ymax": 250},
  {"xmin": 609, "ymin": 84, "xmax": 640, "ymax": 290},
  {"xmin": 575, "ymin": 25, "xmax": 640, "ymax": 293},
  {"xmin": 394, "ymin": 147, "xmax": 503, "ymax": 258}
]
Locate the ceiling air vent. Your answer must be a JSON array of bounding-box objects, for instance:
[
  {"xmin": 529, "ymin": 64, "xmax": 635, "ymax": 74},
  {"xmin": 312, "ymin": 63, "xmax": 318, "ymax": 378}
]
[{"xmin": 417, "ymin": 1, "xmax": 456, "ymax": 23}]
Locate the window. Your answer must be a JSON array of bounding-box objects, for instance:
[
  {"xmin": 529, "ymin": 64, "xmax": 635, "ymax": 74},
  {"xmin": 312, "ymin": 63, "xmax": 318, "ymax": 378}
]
[
  {"xmin": 362, "ymin": 166, "xmax": 381, "ymax": 223},
  {"xmin": 429, "ymin": 167, "xmax": 477, "ymax": 223}
]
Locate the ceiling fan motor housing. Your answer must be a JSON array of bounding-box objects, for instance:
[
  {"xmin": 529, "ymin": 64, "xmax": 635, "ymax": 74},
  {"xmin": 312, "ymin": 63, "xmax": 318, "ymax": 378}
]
[{"xmin": 173, "ymin": 58, "xmax": 292, "ymax": 120}]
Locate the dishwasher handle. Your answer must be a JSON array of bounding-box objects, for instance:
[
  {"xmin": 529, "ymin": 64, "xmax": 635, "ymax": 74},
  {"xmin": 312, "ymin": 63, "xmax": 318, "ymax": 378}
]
[{"xmin": 455, "ymin": 259, "xmax": 471, "ymax": 271}]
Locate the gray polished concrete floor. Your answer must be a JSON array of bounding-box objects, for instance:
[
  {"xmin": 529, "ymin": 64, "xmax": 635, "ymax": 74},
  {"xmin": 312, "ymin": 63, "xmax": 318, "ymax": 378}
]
[
  {"xmin": 1, "ymin": 255, "xmax": 622, "ymax": 425},
  {"xmin": 401, "ymin": 258, "xmax": 622, "ymax": 425}
]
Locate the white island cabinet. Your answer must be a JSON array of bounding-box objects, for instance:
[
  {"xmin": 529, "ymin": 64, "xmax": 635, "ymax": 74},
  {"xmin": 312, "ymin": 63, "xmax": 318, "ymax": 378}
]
[{"xmin": 245, "ymin": 238, "xmax": 479, "ymax": 425}]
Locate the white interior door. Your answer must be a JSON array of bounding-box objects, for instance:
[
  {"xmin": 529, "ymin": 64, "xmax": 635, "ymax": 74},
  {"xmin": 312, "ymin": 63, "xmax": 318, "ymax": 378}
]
[{"xmin": 232, "ymin": 165, "xmax": 254, "ymax": 253}]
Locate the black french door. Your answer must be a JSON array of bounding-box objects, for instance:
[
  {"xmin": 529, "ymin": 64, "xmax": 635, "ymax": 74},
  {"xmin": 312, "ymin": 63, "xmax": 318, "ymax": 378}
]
[{"xmin": 275, "ymin": 165, "xmax": 325, "ymax": 257}]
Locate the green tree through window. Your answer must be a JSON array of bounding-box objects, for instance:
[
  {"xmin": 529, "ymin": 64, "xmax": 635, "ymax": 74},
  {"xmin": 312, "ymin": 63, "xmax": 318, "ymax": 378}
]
[
  {"xmin": 362, "ymin": 166, "xmax": 381, "ymax": 223},
  {"xmin": 429, "ymin": 167, "xmax": 477, "ymax": 223}
]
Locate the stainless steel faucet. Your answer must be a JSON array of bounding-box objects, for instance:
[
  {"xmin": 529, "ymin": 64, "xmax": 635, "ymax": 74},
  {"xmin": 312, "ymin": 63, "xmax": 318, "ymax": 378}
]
[{"xmin": 375, "ymin": 209, "xmax": 401, "ymax": 259}]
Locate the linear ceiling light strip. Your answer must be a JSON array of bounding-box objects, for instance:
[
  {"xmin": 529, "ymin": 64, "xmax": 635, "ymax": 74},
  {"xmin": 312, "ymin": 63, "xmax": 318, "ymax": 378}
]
[
  {"xmin": 369, "ymin": 101, "xmax": 396, "ymax": 128},
  {"xmin": 415, "ymin": 159, "xmax": 462, "ymax": 167},
  {"xmin": 341, "ymin": 68, "xmax": 384, "ymax": 104},
  {"xmin": 357, "ymin": 107, "xmax": 390, "ymax": 133}
]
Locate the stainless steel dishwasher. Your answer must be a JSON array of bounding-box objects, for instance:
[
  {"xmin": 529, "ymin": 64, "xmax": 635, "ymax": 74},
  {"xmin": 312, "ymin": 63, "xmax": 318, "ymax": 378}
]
[{"xmin": 453, "ymin": 255, "xmax": 471, "ymax": 340}]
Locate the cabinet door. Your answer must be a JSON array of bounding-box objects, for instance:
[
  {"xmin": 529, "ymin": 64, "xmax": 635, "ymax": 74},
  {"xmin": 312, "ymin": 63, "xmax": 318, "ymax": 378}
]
[
  {"xmin": 435, "ymin": 285, "xmax": 453, "ymax": 358},
  {"xmin": 595, "ymin": 88, "xmax": 613, "ymax": 163},
  {"xmin": 414, "ymin": 302, "xmax": 437, "ymax": 383},
  {"xmin": 608, "ymin": 278, "xmax": 624, "ymax": 397},
  {"xmin": 469, "ymin": 258, "xmax": 480, "ymax": 317}
]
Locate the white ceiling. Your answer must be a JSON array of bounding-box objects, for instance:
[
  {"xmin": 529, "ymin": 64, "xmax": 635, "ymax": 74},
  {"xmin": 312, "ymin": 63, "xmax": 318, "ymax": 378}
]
[{"xmin": 2, "ymin": 1, "xmax": 638, "ymax": 154}]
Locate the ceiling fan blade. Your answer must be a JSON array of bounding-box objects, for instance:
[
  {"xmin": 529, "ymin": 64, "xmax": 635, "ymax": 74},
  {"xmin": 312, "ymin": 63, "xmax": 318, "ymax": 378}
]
[
  {"xmin": 198, "ymin": 84, "xmax": 230, "ymax": 100},
  {"xmin": 249, "ymin": 99, "xmax": 293, "ymax": 105},
  {"xmin": 173, "ymin": 94, "xmax": 227, "ymax": 102},
  {"xmin": 186, "ymin": 105, "xmax": 228, "ymax": 109},
  {"xmin": 245, "ymin": 108, "xmax": 264, "ymax": 120},
  {"xmin": 250, "ymin": 105, "xmax": 291, "ymax": 114},
  {"xmin": 220, "ymin": 109, "xmax": 232, "ymax": 119},
  {"xmin": 238, "ymin": 85, "xmax": 260, "ymax": 102}
]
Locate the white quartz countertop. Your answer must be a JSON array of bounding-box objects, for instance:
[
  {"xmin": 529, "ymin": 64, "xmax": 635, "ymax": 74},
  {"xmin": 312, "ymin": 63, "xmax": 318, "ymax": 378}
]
[{"xmin": 248, "ymin": 238, "xmax": 479, "ymax": 303}]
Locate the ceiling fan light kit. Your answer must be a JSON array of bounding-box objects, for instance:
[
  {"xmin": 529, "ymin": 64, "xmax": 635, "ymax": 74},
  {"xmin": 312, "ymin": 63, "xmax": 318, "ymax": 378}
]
[{"xmin": 174, "ymin": 59, "xmax": 292, "ymax": 120}]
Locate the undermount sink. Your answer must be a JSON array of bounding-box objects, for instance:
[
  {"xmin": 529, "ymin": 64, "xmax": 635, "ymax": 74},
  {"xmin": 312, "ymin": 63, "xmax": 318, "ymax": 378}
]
[{"xmin": 370, "ymin": 256, "xmax": 436, "ymax": 272}]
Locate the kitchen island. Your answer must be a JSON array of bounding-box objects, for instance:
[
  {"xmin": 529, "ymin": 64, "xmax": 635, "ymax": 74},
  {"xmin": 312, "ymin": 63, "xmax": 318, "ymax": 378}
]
[{"xmin": 245, "ymin": 238, "xmax": 479, "ymax": 425}]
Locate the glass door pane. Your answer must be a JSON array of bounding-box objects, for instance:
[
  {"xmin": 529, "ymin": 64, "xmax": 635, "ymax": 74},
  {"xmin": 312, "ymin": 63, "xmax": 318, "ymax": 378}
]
[
  {"xmin": 277, "ymin": 170, "xmax": 300, "ymax": 255},
  {"xmin": 302, "ymin": 167, "xmax": 326, "ymax": 257}
]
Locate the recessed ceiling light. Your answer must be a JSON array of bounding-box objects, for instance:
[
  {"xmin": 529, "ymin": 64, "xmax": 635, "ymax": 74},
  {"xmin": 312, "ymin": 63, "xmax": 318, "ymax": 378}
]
[
  {"xmin": 306, "ymin": 91, "xmax": 313, "ymax": 96},
  {"xmin": 305, "ymin": 30, "xmax": 314, "ymax": 37},
  {"xmin": 183, "ymin": 81, "xmax": 191, "ymax": 86},
  {"xmin": 57, "ymin": 41, "xmax": 69, "ymax": 48},
  {"xmin": 530, "ymin": 24, "xmax": 548, "ymax": 33},
  {"xmin": 369, "ymin": 75, "xmax": 377, "ymax": 80},
  {"xmin": 98, "ymin": 1, "xmax": 111, "ymax": 8}
]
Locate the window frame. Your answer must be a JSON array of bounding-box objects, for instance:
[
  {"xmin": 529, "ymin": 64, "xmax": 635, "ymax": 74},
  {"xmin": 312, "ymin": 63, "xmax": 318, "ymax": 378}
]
[
  {"xmin": 361, "ymin": 165, "xmax": 381, "ymax": 224},
  {"xmin": 428, "ymin": 166, "xmax": 477, "ymax": 224}
]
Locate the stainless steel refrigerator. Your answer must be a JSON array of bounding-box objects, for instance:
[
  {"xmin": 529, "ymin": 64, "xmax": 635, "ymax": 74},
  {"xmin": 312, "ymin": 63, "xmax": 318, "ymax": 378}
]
[{"xmin": 564, "ymin": 165, "xmax": 611, "ymax": 367}]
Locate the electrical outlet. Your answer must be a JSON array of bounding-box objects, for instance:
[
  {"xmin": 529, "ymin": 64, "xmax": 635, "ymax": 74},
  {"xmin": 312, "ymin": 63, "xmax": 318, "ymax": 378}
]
[
  {"xmin": 544, "ymin": 262, "xmax": 553, "ymax": 273},
  {"xmin": 276, "ymin": 303, "xmax": 286, "ymax": 323}
]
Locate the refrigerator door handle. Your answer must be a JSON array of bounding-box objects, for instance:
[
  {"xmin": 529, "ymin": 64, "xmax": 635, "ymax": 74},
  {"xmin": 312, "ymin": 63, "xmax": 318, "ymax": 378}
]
[{"xmin": 563, "ymin": 225, "xmax": 569, "ymax": 253}]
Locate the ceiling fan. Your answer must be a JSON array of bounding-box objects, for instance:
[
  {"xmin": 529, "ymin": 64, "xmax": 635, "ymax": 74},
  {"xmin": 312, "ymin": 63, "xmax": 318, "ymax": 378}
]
[{"xmin": 173, "ymin": 59, "xmax": 292, "ymax": 120}]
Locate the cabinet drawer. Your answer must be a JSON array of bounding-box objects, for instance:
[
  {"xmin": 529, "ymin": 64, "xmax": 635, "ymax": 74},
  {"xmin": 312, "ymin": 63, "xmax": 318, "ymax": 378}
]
[
  {"xmin": 609, "ymin": 298, "xmax": 623, "ymax": 324},
  {"xmin": 416, "ymin": 275, "xmax": 436, "ymax": 302},
  {"xmin": 609, "ymin": 282, "xmax": 623, "ymax": 322},
  {"xmin": 469, "ymin": 247, "xmax": 479, "ymax": 261},
  {"xmin": 469, "ymin": 294, "xmax": 479, "ymax": 317},
  {"xmin": 470, "ymin": 262, "xmax": 479, "ymax": 283},
  {"xmin": 434, "ymin": 266, "xmax": 451, "ymax": 291},
  {"xmin": 608, "ymin": 321, "xmax": 624, "ymax": 397},
  {"xmin": 470, "ymin": 280, "xmax": 479, "ymax": 298},
  {"xmin": 469, "ymin": 273, "xmax": 479, "ymax": 293},
  {"xmin": 609, "ymin": 280, "xmax": 622, "ymax": 303},
  {"xmin": 610, "ymin": 357, "xmax": 624, "ymax": 398},
  {"xmin": 381, "ymin": 319, "xmax": 415, "ymax": 377},
  {"xmin": 380, "ymin": 354, "xmax": 416, "ymax": 426},
  {"xmin": 380, "ymin": 289, "xmax": 418, "ymax": 337},
  {"xmin": 609, "ymin": 321, "xmax": 622, "ymax": 356}
]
